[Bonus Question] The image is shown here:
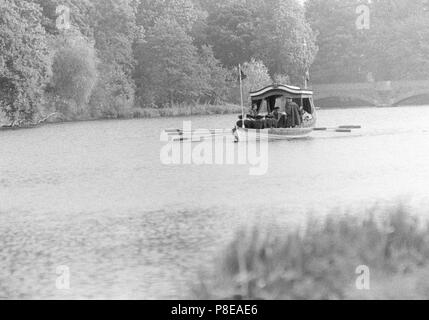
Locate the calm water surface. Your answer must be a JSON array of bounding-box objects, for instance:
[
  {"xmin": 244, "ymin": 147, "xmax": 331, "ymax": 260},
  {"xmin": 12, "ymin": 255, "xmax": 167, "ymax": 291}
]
[{"xmin": 1, "ymin": 106, "xmax": 429, "ymax": 299}]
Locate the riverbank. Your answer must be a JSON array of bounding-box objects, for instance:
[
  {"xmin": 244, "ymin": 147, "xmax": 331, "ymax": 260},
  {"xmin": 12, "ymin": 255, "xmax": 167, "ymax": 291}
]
[
  {"xmin": 193, "ymin": 205, "xmax": 429, "ymax": 300},
  {"xmin": 131, "ymin": 104, "xmax": 242, "ymax": 118},
  {"xmin": 0, "ymin": 103, "xmax": 242, "ymax": 131}
]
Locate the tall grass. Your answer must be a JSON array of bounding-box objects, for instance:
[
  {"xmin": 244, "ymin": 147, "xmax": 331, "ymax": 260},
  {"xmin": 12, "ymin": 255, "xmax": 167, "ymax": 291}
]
[
  {"xmin": 132, "ymin": 103, "xmax": 242, "ymax": 119},
  {"xmin": 193, "ymin": 206, "xmax": 429, "ymax": 300},
  {"xmin": 0, "ymin": 103, "xmax": 242, "ymax": 128}
]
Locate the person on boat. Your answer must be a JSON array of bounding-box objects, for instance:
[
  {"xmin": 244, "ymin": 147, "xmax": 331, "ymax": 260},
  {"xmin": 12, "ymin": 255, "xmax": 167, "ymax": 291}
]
[
  {"xmin": 253, "ymin": 115, "xmax": 266, "ymax": 129},
  {"xmin": 249, "ymin": 105, "xmax": 259, "ymax": 118},
  {"xmin": 301, "ymin": 108, "xmax": 313, "ymax": 123},
  {"xmin": 236, "ymin": 113, "xmax": 256, "ymax": 129},
  {"xmin": 285, "ymin": 100, "xmax": 302, "ymax": 128},
  {"xmin": 244, "ymin": 115, "xmax": 256, "ymax": 129},
  {"xmin": 265, "ymin": 113, "xmax": 276, "ymax": 128},
  {"xmin": 272, "ymin": 106, "xmax": 287, "ymax": 128}
]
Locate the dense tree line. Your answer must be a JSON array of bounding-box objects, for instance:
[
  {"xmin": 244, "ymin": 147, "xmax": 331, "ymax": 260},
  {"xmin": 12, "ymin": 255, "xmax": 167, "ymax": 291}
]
[
  {"xmin": 306, "ymin": 0, "xmax": 429, "ymax": 83},
  {"xmin": 0, "ymin": 0, "xmax": 316, "ymax": 124},
  {"xmin": 3, "ymin": 0, "xmax": 427, "ymax": 124}
]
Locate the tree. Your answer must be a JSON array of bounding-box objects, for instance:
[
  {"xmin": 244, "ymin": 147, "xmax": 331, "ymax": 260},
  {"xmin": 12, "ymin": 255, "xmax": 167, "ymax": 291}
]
[
  {"xmin": 136, "ymin": 0, "xmax": 202, "ymax": 32},
  {"xmin": 89, "ymin": 63, "xmax": 135, "ymax": 118},
  {"xmin": 33, "ymin": 0, "xmax": 140, "ymax": 117},
  {"xmin": 253, "ymin": 0, "xmax": 318, "ymax": 84},
  {"xmin": 306, "ymin": 0, "xmax": 376, "ymax": 83},
  {"xmin": 204, "ymin": 1, "xmax": 257, "ymax": 68},
  {"xmin": 241, "ymin": 58, "xmax": 272, "ymax": 102},
  {"xmin": 135, "ymin": 16, "xmax": 207, "ymax": 106},
  {"xmin": 49, "ymin": 32, "xmax": 98, "ymax": 118},
  {"xmin": 0, "ymin": 0, "xmax": 51, "ymax": 123},
  {"xmin": 306, "ymin": 0, "xmax": 429, "ymax": 83},
  {"xmin": 364, "ymin": 0, "xmax": 429, "ymax": 81},
  {"xmin": 91, "ymin": 0, "xmax": 139, "ymax": 76},
  {"xmin": 31, "ymin": 0, "xmax": 94, "ymax": 37},
  {"xmin": 198, "ymin": 45, "xmax": 234, "ymax": 104},
  {"xmin": 73, "ymin": 0, "xmax": 139, "ymax": 117},
  {"xmin": 203, "ymin": 0, "xmax": 317, "ymax": 84}
]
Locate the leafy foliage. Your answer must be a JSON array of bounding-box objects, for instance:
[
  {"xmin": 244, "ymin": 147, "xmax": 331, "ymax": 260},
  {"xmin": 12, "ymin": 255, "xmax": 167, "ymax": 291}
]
[
  {"xmin": 0, "ymin": 0, "xmax": 51, "ymax": 123},
  {"xmin": 197, "ymin": 45, "xmax": 234, "ymax": 104},
  {"xmin": 306, "ymin": 0, "xmax": 429, "ymax": 83},
  {"xmin": 204, "ymin": 2, "xmax": 257, "ymax": 68},
  {"xmin": 194, "ymin": 206, "xmax": 429, "ymax": 300},
  {"xmin": 88, "ymin": 0, "xmax": 139, "ymax": 116},
  {"xmin": 136, "ymin": 0, "xmax": 202, "ymax": 31},
  {"xmin": 135, "ymin": 16, "xmax": 206, "ymax": 106},
  {"xmin": 49, "ymin": 32, "xmax": 97, "ymax": 118},
  {"xmin": 241, "ymin": 59, "xmax": 272, "ymax": 102},
  {"xmin": 89, "ymin": 63, "xmax": 135, "ymax": 118},
  {"xmin": 203, "ymin": 0, "xmax": 317, "ymax": 84},
  {"xmin": 31, "ymin": 0, "xmax": 94, "ymax": 37},
  {"xmin": 3, "ymin": 0, "xmax": 428, "ymax": 122}
]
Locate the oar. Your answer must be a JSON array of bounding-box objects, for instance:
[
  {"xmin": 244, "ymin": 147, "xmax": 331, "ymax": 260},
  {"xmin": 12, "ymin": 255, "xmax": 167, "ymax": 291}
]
[
  {"xmin": 338, "ymin": 125, "xmax": 361, "ymax": 129},
  {"xmin": 171, "ymin": 134, "xmax": 231, "ymax": 142},
  {"xmin": 314, "ymin": 125, "xmax": 361, "ymax": 131},
  {"xmin": 313, "ymin": 127, "xmax": 352, "ymax": 133},
  {"xmin": 165, "ymin": 129, "xmax": 232, "ymax": 133}
]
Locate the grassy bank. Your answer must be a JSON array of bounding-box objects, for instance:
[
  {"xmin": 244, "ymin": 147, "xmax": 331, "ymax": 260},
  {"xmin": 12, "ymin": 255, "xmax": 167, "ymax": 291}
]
[
  {"xmin": 194, "ymin": 206, "xmax": 429, "ymax": 300},
  {"xmin": 0, "ymin": 104, "xmax": 242, "ymax": 129},
  {"xmin": 130, "ymin": 103, "xmax": 242, "ymax": 119}
]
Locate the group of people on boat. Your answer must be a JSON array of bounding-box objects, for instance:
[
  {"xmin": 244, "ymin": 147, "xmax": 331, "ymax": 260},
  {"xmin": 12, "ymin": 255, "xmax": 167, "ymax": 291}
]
[{"xmin": 236, "ymin": 99, "xmax": 313, "ymax": 129}]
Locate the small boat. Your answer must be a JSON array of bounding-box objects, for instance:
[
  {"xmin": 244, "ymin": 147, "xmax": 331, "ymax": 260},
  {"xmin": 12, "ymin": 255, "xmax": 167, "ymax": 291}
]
[
  {"xmin": 233, "ymin": 84, "xmax": 317, "ymax": 142},
  {"xmin": 162, "ymin": 84, "xmax": 359, "ymax": 141}
]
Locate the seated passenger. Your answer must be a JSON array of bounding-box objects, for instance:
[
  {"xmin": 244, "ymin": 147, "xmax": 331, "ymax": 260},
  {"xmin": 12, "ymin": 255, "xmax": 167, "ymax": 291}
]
[
  {"xmin": 244, "ymin": 117, "xmax": 256, "ymax": 129},
  {"xmin": 264, "ymin": 114, "xmax": 277, "ymax": 129},
  {"xmin": 249, "ymin": 106, "xmax": 258, "ymax": 118},
  {"xmin": 253, "ymin": 115, "xmax": 265, "ymax": 129},
  {"xmin": 272, "ymin": 107, "xmax": 281, "ymax": 121},
  {"xmin": 236, "ymin": 114, "xmax": 256, "ymax": 128},
  {"xmin": 302, "ymin": 109, "xmax": 313, "ymax": 122},
  {"xmin": 272, "ymin": 107, "xmax": 287, "ymax": 128}
]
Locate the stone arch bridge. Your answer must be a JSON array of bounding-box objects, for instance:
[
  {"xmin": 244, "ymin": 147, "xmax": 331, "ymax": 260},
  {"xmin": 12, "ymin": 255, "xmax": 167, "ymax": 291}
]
[{"xmin": 311, "ymin": 80, "xmax": 429, "ymax": 107}]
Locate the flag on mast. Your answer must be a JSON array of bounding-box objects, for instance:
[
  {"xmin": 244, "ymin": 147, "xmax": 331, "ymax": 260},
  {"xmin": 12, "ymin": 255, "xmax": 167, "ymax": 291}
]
[{"xmin": 304, "ymin": 69, "xmax": 310, "ymax": 89}]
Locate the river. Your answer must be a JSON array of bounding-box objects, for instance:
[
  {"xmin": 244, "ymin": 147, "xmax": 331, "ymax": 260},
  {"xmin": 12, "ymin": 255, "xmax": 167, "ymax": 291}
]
[{"xmin": 1, "ymin": 106, "xmax": 429, "ymax": 299}]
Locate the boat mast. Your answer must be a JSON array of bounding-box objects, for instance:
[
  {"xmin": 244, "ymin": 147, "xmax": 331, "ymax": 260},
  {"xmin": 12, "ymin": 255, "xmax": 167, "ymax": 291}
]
[{"xmin": 239, "ymin": 64, "xmax": 245, "ymax": 128}]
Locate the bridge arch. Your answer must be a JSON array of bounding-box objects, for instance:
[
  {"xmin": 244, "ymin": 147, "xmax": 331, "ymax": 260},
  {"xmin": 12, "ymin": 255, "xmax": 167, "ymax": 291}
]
[
  {"xmin": 312, "ymin": 81, "xmax": 429, "ymax": 107},
  {"xmin": 393, "ymin": 90, "xmax": 429, "ymax": 106}
]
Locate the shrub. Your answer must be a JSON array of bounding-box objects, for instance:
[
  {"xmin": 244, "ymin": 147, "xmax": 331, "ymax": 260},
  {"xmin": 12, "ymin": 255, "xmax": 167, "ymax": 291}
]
[
  {"xmin": 89, "ymin": 63, "xmax": 135, "ymax": 119},
  {"xmin": 194, "ymin": 206, "xmax": 429, "ymax": 300},
  {"xmin": 241, "ymin": 59, "xmax": 272, "ymax": 103},
  {"xmin": 135, "ymin": 16, "xmax": 206, "ymax": 107},
  {"xmin": 0, "ymin": 0, "xmax": 51, "ymax": 123},
  {"xmin": 273, "ymin": 74, "xmax": 291, "ymax": 85},
  {"xmin": 50, "ymin": 33, "xmax": 98, "ymax": 119}
]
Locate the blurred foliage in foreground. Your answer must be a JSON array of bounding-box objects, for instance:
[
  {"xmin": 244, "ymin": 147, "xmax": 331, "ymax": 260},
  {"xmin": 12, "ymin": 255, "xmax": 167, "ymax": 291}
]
[{"xmin": 194, "ymin": 206, "xmax": 429, "ymax": 299}]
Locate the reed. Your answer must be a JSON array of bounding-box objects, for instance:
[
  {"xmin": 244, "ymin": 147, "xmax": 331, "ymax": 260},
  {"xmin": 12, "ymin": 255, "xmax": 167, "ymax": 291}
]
[
  {"xmin": 132, "ymin": 103, "xmax": 242, "ymax": 119},
  {"xmin": 193, "ymin": 205, "xmax": 429, "ymax": 300}
]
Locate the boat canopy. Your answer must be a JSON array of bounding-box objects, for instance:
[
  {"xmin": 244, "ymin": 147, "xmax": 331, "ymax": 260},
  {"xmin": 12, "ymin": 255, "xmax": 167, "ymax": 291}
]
[
  {"xmin": 250, "ymin": 84, "xmax": 313, "ymax": 102},
  {"xmin": 250, "ymin": 84, "xmax": 314, "ymax": 114}
]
